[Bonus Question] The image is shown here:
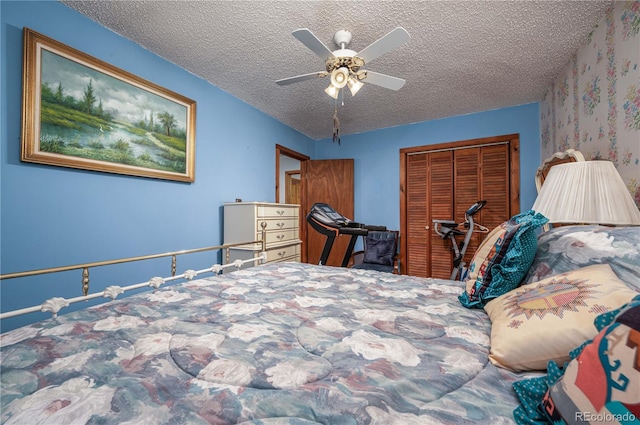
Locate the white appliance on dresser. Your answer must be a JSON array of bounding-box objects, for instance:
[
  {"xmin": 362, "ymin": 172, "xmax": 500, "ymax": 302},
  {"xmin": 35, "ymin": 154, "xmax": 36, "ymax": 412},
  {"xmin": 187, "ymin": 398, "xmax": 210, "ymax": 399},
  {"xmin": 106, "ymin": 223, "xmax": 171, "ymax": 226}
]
[{"xmin": 223, "ymin": 202, "xmax": 302, "ymax": 268}]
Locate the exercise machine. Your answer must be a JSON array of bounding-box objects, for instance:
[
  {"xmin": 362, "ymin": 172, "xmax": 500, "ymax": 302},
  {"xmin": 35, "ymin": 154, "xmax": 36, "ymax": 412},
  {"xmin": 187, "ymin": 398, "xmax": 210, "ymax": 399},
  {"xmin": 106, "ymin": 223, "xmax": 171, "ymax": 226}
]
[
  {"xmin": 307, "ymin": 203, "xmax": 386, "ymax": 267},
  {"xmin": 432, "ymin": 200, "xmax": 488, "ymax": 281}
]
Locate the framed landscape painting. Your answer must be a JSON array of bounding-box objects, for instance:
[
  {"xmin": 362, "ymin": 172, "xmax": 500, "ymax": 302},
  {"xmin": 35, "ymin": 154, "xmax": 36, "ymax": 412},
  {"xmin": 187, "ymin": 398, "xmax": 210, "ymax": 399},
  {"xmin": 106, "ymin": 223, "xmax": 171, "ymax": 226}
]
[{"xmin": 21, "ymin": 28, "xmax": 196, "ymax": 182}]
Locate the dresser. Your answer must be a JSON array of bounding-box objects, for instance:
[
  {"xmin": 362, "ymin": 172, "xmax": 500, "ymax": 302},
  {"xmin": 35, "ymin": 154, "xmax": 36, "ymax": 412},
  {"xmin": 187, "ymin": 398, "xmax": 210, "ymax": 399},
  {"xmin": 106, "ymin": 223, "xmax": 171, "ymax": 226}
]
[{"xmin": 223, "ymin": 202, "xmax": 301, "ymax": 268}]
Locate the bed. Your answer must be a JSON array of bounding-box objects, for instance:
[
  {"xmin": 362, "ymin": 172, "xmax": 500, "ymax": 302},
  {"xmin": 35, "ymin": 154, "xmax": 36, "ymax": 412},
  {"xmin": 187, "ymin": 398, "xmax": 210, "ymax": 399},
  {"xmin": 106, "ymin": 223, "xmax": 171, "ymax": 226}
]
[
  {"xmin": 2, "ymin": 222, "xmax": 639, "ymax": 424},
  {"xmin": 3, "ymin": 147, "xmax": 640, "ymax": 424},
  {"xmin": 1, "ymin": 261, "xmax": 522, "ymax": 424}
]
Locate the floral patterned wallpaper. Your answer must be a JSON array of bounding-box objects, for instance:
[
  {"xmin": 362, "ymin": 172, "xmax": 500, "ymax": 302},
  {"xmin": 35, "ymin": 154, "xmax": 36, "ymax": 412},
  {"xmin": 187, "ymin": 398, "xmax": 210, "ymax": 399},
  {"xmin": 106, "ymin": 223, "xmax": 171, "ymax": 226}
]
[{"xmin": 540, "ymin": 1, "xmax": 640, "ymax": 207}]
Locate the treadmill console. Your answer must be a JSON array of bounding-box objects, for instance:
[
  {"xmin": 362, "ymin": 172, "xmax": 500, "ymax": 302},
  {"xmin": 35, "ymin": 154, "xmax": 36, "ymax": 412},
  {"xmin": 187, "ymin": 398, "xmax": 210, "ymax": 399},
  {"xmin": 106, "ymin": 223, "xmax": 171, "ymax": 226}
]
[
  {"xmin": 309, "ymin": 203, "xmax": 353, "ymax": 228},
  {"xmin": 307, "ymin": 203, "xmax": 387, "ymax": 267}
]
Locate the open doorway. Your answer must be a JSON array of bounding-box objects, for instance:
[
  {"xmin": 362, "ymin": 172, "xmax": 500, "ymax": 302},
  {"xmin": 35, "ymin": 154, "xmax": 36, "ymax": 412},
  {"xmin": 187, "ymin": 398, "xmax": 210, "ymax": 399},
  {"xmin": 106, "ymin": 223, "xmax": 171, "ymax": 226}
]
[
  {"xmin": 276, "ymin": 145, "xmax": 309, "ymax": 261},
  {"xmin": 275, "ymin": 145, "xmax": 355, "ymax": 266},
  {"xmin": 275, "ymin": 144, "xmax": 309, "ymax": 204}
]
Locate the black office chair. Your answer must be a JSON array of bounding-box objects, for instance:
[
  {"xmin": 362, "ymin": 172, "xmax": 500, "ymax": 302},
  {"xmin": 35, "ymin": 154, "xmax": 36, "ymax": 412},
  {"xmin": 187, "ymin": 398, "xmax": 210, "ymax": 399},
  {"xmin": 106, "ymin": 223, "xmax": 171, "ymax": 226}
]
[{"xmin": 350, "ymin": 230, "xmax": 400, "ymax": 273}]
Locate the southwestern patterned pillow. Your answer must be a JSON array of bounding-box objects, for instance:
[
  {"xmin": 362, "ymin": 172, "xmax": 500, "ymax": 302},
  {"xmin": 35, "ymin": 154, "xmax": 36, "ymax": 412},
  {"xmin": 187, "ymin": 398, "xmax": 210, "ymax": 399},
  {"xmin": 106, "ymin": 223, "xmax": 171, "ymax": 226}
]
[
  {"xmin": 459, "ymin": 210, "xmax": 548, "ymax": 308},
  {"xmin": 513, "ymin": 295, "xmax": 640, "ymax": 424},
  {"xmin": 485, "ymin": 264, "xmax": 638, "ymax": 372},
  {"xmin": 540, "ymin": 295, "xmax": 640, "ymax": 424}
]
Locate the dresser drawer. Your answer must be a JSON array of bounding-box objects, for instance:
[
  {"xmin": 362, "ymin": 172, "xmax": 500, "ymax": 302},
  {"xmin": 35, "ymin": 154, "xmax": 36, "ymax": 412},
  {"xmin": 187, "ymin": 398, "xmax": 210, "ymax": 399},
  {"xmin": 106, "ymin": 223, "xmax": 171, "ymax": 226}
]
[
  {"xmin": 257, "ymin": 205, "xmax": 298, "ymax": 218},
  {"xmin": 257, "ymin": 217, "xmax": 298, "ymax": 232},
  {"xmin": 265, "ymin": 243, "xmax": 300, "ymax": 263},
  {"xmin": 260, "ymin": 229, "xmax": 298, "ymax": 245},
  {"xmin": 227, "ymin": 242, "xmax": 301, "ymax": 270}
]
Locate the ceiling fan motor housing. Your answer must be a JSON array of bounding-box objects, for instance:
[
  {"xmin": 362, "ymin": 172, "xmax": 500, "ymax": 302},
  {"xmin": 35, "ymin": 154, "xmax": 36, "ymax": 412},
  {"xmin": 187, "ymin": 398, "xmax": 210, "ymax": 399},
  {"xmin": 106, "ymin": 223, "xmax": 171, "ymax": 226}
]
[
  {"xmin": 333, "ymin": 30, "xmax": 352, "ymax": 48},
  {"xmin": 329, "ymin": 30, "xmax": 362, "ymax": 72}
]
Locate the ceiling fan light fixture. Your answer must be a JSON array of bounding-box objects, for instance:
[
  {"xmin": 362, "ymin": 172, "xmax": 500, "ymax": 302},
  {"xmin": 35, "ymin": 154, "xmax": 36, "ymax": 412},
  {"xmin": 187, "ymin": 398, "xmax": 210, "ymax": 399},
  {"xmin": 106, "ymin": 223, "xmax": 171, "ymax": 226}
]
[
  {"xmin": 324, "ymin": 84, "xmax": 340, "ymax": 99},
  {"xmin": 347, "ymin": 77, "xmax": 364, "ymax": 96},
  {"xmin": 330, "ymin": 67, "xmax": 349, "ymax": 88}
]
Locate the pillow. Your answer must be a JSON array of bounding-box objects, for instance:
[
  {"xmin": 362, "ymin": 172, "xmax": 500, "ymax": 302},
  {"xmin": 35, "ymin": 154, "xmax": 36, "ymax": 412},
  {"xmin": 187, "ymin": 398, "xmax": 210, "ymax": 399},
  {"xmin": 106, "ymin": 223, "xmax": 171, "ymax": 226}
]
[
  {"xmin": 458, "ymin": 210, "xmax": 548, "ymax": 308},
  {"xmin": 540, "ymin": 295, "xmax": 640, "ymax": 424},
  {"xmin": 363, "ymin": 233, "xmax": 396, "ymax": 266},
  {"xmin": 485, "ymin": 264, "xmax": 638, "ymax": 372},
  {"xmin": 512, "ymin": 294, "xmax": 640, "ymax": 424},
  {"xmin": 521, "ymin": 224, "xmax": 640, "ymax": 292}
]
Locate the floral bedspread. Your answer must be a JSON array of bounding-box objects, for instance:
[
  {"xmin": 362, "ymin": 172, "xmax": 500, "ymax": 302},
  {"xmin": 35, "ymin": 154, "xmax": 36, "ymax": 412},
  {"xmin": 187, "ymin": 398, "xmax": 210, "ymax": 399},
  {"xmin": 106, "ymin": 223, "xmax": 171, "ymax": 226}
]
[{"xmin": 1, "ymin": 263, "xmax": 526, "ymax": 424}]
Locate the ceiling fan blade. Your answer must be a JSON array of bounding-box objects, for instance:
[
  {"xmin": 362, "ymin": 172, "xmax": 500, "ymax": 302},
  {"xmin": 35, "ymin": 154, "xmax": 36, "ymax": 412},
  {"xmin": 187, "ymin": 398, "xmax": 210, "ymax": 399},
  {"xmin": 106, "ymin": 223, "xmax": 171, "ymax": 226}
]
[
  {"xmin": 356, "ymin": 27, "xmax": 410, "ymax": 64},
  {"xmin": 362, "ymin": 71, "xmax": 406, "ymax": 91},
  {"xmin": 276, "ymin": 71, "xmax": 327, "ymax": 86},
  {"xmin": 292, "ymin": 28, "xmax": 335, "ymax": 60}
]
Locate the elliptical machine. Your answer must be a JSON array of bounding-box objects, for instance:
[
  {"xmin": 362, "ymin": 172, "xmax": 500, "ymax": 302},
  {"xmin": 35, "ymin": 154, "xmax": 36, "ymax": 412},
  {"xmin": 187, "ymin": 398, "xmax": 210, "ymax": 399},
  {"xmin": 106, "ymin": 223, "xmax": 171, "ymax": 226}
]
[{"xmin": 432, "ymin": 200, "xmax": 488, "ymax": 281}]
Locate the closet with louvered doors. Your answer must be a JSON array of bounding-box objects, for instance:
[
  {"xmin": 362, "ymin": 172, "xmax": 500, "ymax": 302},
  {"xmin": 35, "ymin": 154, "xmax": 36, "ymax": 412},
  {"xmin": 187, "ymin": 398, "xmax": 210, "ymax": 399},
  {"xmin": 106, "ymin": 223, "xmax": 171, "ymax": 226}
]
[{"xmin": 399, "ymin": 134, "xmax": 520, "ymax": 279}]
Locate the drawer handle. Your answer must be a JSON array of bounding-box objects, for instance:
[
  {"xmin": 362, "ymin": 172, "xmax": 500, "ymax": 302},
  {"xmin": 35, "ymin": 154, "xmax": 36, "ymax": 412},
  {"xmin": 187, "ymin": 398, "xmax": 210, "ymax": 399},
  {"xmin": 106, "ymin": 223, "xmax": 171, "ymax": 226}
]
[
  {"xmin": 277, "ymin": 222, "xmax": 285, "ymax": 228},
  {"xmin": 277, "ymin": 251, "xmax": 286, "ymax": 257},
  {"xmin": 277, "ymin": 234, "xmax": 285, "ymax": 240},
  {"xmin": 277, "ymin": 210, "xmax": 285, "ymax": 216}
]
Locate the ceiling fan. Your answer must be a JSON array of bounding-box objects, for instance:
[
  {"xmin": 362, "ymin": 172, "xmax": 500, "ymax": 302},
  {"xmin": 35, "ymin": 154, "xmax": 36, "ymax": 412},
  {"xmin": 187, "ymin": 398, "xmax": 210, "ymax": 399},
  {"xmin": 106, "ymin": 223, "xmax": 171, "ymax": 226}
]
[{"xmin": 276, "ymin": 27, "xmax": 410, "ymax": 99}]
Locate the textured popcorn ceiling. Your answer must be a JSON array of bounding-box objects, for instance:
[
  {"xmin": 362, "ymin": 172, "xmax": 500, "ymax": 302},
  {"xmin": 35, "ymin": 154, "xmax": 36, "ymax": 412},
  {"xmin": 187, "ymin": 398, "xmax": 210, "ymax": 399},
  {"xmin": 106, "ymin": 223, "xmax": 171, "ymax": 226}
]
[{"xmin": 61, "ymin": 1, "xmax": 610, "ymax": 140}]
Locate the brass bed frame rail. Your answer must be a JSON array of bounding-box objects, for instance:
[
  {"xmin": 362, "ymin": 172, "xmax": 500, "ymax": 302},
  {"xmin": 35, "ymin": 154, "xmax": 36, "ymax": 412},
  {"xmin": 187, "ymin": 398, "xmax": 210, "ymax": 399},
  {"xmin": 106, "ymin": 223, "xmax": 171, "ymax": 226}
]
[{"xmin": 0, "ymin": 231, "xmax": 267, "ymax": 321}]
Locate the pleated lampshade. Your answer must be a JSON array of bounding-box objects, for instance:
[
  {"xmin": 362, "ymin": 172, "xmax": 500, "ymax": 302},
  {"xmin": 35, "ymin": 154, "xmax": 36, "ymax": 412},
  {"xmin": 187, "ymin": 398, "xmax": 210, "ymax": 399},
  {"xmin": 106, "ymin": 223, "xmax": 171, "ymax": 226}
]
[{"xmin": 532, "ymin": 160, "xmax": 640, "ymax": 225}]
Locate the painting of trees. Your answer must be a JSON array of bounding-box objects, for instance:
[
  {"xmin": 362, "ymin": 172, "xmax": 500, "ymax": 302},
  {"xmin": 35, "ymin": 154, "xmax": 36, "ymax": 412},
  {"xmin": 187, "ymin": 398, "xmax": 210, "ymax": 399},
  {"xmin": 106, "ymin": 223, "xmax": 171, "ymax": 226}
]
[{"xmin": 21, "ymin": 28, "xmax": 196, "ymax": 182}]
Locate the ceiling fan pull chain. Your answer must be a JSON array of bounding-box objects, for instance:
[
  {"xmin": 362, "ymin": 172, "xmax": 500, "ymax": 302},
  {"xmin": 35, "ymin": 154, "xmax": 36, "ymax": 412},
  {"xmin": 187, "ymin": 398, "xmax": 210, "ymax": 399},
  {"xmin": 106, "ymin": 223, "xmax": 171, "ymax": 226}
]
[{"xmin": 332, "ymin": 103, "xmax": 341, "ymax": 145}]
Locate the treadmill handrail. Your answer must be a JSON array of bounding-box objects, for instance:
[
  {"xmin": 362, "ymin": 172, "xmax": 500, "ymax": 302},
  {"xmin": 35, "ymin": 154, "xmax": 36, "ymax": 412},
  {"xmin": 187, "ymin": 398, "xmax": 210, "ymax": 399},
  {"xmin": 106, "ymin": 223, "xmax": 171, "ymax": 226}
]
[{"xmin": 306, "ymin": 203, "xmax": 385, "ymax": 267}]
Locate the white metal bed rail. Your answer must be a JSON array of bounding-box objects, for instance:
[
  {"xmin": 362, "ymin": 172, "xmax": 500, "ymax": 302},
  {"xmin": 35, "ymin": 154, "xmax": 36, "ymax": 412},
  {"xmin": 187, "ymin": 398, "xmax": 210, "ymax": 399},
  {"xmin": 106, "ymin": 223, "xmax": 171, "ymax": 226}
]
[{"xmin": 0, "ymin": 236, "xmax": 267, "ymax": 320}]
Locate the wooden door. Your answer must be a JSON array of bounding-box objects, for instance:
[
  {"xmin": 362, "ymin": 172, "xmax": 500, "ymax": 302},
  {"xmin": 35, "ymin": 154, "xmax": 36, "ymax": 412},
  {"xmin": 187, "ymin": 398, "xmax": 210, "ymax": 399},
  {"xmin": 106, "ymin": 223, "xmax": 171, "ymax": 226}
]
[
  {"xmin": 405, "ymin": 150, "xmax": 454, "ymax": 277},
  {"xmin": 302, "ymin": 159, "xmax": 354, "ymax": 266},
  {"xmin": 400, "ymin": 134, "xmax": 520, "ymax": 278},
  {"xmin": 452, "ymin": 144, "xmax": 510, "ymax": 267},
  {"xmin": 285, "ymin": 171, "xmax": 301, "ymax": 204},
  {"xmin": 478, "ymin": 144, "xmax": 511, "ymax": 231}
]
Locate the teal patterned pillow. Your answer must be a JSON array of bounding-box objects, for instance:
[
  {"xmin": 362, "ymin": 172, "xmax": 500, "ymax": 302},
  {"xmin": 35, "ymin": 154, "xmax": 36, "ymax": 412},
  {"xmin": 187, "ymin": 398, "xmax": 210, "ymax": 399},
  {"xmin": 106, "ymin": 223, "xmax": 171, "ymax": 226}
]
[{"xmin": 458, "ymin": 210, "xmax": 548, "ymax": 308}]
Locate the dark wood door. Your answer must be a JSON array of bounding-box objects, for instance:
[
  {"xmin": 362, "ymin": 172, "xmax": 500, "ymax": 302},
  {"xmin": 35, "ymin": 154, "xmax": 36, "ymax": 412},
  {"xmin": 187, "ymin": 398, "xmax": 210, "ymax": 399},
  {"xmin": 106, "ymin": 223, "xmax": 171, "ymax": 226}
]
[{"xmin": 302, "ymin": 159, "xmax": 354, "ymax": 266}]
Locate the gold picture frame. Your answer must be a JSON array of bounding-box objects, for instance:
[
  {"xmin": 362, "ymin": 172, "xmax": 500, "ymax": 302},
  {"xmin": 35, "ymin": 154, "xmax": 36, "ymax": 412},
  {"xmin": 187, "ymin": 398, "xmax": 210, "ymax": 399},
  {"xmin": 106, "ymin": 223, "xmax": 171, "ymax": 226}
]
[{"xmin": 21, "ymin": 28, "xmax": 196, "ymax": 182}]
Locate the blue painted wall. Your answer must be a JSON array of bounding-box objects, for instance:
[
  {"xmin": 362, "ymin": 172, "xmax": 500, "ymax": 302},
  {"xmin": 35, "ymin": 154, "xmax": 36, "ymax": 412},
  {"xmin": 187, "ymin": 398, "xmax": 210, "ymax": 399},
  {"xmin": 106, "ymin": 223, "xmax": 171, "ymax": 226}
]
[
  {"xmin": 1, "ymin": 1, "xmax": 541, "ymax": 332},
  {"xmin": 315, "ymin": 104, "xmax": 541, "ymax": 229},
  {"xmin": 0, "ymin": 1, "xmax": 314, "ymax": 331}
]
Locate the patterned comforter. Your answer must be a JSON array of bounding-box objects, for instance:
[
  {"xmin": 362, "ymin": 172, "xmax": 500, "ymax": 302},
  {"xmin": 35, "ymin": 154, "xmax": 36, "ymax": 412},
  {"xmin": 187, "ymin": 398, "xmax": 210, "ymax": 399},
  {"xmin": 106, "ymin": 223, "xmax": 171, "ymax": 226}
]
[{"xmin": 1, "ymin": 263, "xmax": 527, "ymax": 424}]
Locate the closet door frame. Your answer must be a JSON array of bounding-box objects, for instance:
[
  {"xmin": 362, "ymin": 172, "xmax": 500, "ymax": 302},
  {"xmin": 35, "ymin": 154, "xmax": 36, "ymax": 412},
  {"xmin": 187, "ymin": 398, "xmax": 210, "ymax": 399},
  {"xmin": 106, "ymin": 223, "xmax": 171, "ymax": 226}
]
[{"xmin": 399, "ymin": 133, "xmax": 520, "ymax": 276}]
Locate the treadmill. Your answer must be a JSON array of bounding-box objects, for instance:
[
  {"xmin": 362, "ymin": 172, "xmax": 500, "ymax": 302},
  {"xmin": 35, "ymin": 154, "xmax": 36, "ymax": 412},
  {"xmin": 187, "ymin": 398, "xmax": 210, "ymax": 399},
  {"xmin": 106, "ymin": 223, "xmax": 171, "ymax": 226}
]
[{"xmin": 306, "ymin": 203, "xmax": 386, "ymax": 267}]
